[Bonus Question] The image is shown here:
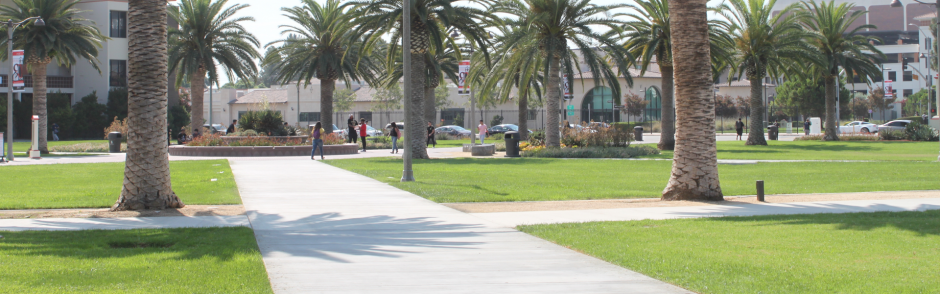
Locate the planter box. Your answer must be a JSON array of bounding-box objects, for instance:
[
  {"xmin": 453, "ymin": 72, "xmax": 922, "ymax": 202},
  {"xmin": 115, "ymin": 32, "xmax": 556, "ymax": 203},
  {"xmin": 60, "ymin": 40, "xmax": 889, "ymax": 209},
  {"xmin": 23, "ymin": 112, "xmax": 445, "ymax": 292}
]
[
  {"xmin": 169, "ymin": 144, "xmax": 358, "ymax": 157},
  {"xmin": 470, "ymin": 144, "xmax": 496, "ymax": 156}
]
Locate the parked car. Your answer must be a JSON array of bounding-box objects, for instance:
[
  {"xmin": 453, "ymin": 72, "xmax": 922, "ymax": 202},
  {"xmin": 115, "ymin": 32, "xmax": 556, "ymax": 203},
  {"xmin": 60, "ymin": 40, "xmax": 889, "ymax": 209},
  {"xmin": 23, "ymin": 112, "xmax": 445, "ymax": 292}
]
[
  {"xmin": 838, "ymin": 121, "xmax": 879, "ymax": 134},
  {"xmin": 331, "ymin": 124, "xmax": 346, "ymax": 137},
  {"xmin": 487, "ymin": 124, "xmax": 533, "ymax": 135},
  {"xmin": 385, "ymin": 122, "xmax": 405, "ymax": 131},
  {"xmin": 366, "ymin": 125, "xmax": 383, "ymax": 137},
  {"xmin": 878, "ymin": 120, "xmax": 911, "ymax": 133},
  {"xmin": 203, "ymin": 124, "xmax": 227, "ymax": 135},
  {"xmin": 435, "ymin": 125, "xmax": 472, "ymax": 138}
]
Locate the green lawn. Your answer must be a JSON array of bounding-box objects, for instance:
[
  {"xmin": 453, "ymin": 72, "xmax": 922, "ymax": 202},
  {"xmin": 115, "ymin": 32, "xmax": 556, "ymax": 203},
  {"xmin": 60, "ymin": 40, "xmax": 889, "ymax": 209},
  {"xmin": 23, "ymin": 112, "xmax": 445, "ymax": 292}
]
[
  {"xmin": 9, "ymin": 140, "xmax": 107, "ymax": 152},
  {"xmin": 0, "ymin": 159, "xmax": 240, "ymax": 209},
  {"xmin": 325, "ymin": 158, "xmax": 940, "ymax": 202},
  {"xmin": 0, "ymin": 227, "xmax": 272, "ymax": 293},
  {"xmin": 520, "ymin": 210, "xmax": 940, "ymax": 293},
  {"xmin": 646, "ymin": 140, "xmax": 940, "ymax": 161}
]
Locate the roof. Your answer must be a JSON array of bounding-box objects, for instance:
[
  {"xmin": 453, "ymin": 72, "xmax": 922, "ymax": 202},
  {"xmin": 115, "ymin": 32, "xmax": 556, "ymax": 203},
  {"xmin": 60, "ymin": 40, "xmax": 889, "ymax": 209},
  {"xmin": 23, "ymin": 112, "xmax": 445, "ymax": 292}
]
[
  {"xmin": 718, "ymin": 80, "xmax": 776, "ymax": 87},
  {"xmin": 574, "ymin": 67, "xmax": 662, "ymax": 79},
  {"xmin": 228, "ymin": 89, "xmax": 288, "ymax": 104},
  {"xmin": 914, "ymin": 12, "xmax": 936, "ymax": 21},
  {"xmin": 353, "ymin": 86, "xmax": 377, "ymax": 102}
]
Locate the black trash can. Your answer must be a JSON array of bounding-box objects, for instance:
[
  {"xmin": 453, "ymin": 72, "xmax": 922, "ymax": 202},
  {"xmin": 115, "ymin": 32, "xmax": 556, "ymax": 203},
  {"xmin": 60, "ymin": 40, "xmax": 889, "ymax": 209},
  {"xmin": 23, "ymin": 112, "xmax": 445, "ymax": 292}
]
[
  {"xmin": 634, "ymin": 126, "xmax": 644, "ymax": 141},
  {"xmin": 504, "ymin": 131, "xmax": 520, "ymax": 157},
  {"xmin": 767, "ymin": 125, "xmax": 779, "ymax": 140},
  {"xmin": 108, "ymin": 132, "xmax": 122, "ymax": 153}
]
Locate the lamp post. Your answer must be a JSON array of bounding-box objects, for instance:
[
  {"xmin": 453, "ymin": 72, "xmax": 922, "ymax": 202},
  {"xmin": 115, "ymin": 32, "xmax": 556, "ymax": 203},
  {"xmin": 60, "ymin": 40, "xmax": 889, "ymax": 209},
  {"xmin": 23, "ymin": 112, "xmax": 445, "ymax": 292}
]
[
  {"xmin": 5, "ymin": 16, "xmax": 44, "ymax": 162},
  {"xmin": 892, "ymin": 0, "xmax": 940, "ymax": 161},
  {"xmin": 919, "ymin": 53, "xmax": 932, "ymax": 115},
  {"xmin": 401, "ymin": 0, "xmax": 414, "ymax": 182}
]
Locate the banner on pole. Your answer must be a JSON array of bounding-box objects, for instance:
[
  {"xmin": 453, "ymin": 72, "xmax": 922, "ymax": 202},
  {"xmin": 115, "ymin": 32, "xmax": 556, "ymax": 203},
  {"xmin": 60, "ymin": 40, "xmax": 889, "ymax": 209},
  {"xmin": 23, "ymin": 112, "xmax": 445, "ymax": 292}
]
[
  {"xmin": 12, "ymin": 50, "xmax": 24, "ymax": 92},
  {"xmin": 884, "ymin": 80, "xmax": 893, "ymax": 98},
  {"xmin": 563, "ymin": 74, "xmax": 572, "ymax": 100},
  {"xmin": 457, "ymin": 60, "xmax": 470, "ymax": 95}
]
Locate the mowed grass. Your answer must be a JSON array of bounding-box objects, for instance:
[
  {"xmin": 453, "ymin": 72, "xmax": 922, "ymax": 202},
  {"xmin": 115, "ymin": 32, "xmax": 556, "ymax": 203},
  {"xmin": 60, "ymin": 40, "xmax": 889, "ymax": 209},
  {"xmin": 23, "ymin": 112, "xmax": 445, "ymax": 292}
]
[
  {"xmin": 648, "ymin": 140, "xmax": 940, "ymax": 161},
  {"xmin": 10, "ymin": 140, "xmax": 108, "ymax": 152},
  {"xmin": 520, "ymin": 210, "xmax": 940, "ymax": 293},
  {"xmin": 0, "ymin": 227, "xmax": 272, "ymax": 293},
  {"xmin": 324, "ymin": 158, "xmax": 940, "ymax": 202},
  {"xmin": 0, "ymin": 159, "xmax": 240, "ymax": 209}
]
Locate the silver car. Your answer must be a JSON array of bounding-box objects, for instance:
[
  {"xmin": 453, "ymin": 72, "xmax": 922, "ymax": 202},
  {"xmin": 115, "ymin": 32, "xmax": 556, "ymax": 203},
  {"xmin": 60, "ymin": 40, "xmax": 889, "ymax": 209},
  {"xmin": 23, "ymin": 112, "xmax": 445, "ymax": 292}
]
[{"xmin": 878, "ymin": 120, "xmax": 911, "ymax": 133}]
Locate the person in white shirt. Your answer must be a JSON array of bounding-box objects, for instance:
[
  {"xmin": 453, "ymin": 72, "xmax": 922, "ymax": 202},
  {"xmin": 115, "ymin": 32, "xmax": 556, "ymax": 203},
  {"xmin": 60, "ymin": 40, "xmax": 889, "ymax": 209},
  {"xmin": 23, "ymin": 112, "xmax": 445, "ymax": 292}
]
[{"xmin": 477, "ymin": 120, "xmax": 488, "ymax": 144}]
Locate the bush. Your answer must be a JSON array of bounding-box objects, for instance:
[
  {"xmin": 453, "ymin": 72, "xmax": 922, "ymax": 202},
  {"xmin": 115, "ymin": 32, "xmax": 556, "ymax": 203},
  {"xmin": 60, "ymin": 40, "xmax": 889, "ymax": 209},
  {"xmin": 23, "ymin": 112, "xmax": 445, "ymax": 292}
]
[
  {"xmin": 103, "ymin": 117, "xmax": 129, "ymax": 141},
  {"xmin": 795, "ymin": 134, "xmax": 879, "ymax": 141},
  {"xmin": 71, "ymin": 92, "xmax": 109, "ymax": 139},
  {"xmin": 904, "ymin": 121, "xmax": 939, "ymax": 141},
  {"xmin": 878, "ymin": 130, "xmax": 906, "ymax": 141},
  {"xmin": 228, "ymin": 129, "xmax": 259, "ymax": 136},
  {"xmin": 186, "ymin": 133, "xmax": 303, "ymax": 146},
  {"xmin": 522, "ymin": 146, "xmax": 660, "ymax": 158},
  {"xmin": 490, "ymin": 114, "xmax": 503, "ymax": 127},
  {"xmin": 49, "ymin": 142, "xmax": 125, "ymax": 153},
  {"xmin": 322, "ymin": 133, "xmax": 345, "ymax": 145},
  {"xmin": 238, "ymin": 110, "xmax": 287, "ymax": 136},
  {"xmin": 107, "ymin": 87, "xmax": 128, "ymax": 121},
  {"xmin": 561, "ymin": 126, "xmax": 633, "ymax": 148},
  {"xmin": 168, "ymin": 105, "xmax": 190, "ymax": 139}
]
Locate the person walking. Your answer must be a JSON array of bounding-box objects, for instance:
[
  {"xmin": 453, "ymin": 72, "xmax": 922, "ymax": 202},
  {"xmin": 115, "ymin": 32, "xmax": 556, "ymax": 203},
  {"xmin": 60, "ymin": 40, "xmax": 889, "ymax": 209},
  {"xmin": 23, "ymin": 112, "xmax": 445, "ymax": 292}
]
[
  {"xmin": 227, "ymin": 119, "xmax": 237, "ymax": 134},
  {"xmin": 477, "ymin": 120, "xmax": 488, "ymax": 144},
  {"xmin": 389, "ymin": 122, "xmax": 400, "ymax": 154},
  {"xmin": 311, "ymin": 122, "xmax": 324, "ymax": 160},
  {"xmin": 803, "ymin": 118, "xmax": 811, "ymax": 135},
  {"xmin": 52, "ymin": 123, "xmax": 60, "ymax": 141},
  {"xmin": 347, "ymin": 114, "xmax": 358, "ymax": 144},
  {"xmin": 359, "ymin": 118, "xmax": 368, "ymax": 152},
  {"xmin": 734, "ymin": 118, "xmax": 744, "ymax": 140},
  {"xmin": 426, "ymin": 121, "xmax": 436, "ymax": 148}
]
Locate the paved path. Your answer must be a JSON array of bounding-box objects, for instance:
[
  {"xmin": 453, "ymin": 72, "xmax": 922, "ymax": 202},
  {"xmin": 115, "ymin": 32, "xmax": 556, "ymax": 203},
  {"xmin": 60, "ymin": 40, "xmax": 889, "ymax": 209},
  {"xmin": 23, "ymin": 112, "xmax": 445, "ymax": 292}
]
[
  {"xmin": 0, "ymin": 215, "xmax": 249, "ymax": 231},
  {"xmin": 229, "ymin": 158, "xmax": 690, "ymax": 294},
  {"xmin": 471, "ymin": 198, "xmax": 940, "ymax": 227}
]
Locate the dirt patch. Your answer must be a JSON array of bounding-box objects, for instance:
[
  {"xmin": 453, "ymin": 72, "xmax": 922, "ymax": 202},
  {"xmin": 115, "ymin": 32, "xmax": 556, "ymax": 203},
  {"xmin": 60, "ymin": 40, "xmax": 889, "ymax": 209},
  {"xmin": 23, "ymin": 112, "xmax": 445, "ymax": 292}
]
[
  {"xmin": 443, "ymin": 191, "xmax": 940, "ymax": 213},
  {"xmin": 0, "ymin": 205, "xmax": 245, "ymax": 219}
]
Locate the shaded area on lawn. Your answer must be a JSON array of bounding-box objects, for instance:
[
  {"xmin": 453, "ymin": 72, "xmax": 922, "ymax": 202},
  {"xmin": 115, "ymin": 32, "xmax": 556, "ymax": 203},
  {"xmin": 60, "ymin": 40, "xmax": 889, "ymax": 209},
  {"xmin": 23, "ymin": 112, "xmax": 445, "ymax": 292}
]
[
  {"xmin": 0, "ymin": 227, "xmax": 272, "ymax": 293},
  {"xmin": 520, "ymin": 210, "xmax": 940, "ymax": 293}
]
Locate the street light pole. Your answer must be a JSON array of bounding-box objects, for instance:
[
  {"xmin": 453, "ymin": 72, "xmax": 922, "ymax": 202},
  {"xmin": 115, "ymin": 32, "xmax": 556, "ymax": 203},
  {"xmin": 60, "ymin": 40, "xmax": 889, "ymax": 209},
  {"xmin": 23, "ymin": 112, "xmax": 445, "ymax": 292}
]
[
  {"xmin": 5, "ymin": 16, "xmax": 43, "ymax": 162},
  {"xmin": 401, "ymin": 0, "xmax": 414, "ymax": 182}
]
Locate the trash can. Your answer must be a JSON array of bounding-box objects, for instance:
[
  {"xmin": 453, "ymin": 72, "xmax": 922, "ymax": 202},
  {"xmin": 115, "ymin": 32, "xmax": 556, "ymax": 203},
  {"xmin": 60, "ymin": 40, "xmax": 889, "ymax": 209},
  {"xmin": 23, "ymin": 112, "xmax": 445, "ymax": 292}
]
[
  {"xmin": 634, "ymin": 126, "xmax": 643, "ymax": 141},
  {"xmin": 504, "ymin": 131, "xmax": 520, "ymax": 157},
  {"xmin": 767, "ymin": 125, "xmax": 778, "ymax": 140},
  {"xmin": 108, "ymin": 132, "xmax": 122, "ymax": 153}
]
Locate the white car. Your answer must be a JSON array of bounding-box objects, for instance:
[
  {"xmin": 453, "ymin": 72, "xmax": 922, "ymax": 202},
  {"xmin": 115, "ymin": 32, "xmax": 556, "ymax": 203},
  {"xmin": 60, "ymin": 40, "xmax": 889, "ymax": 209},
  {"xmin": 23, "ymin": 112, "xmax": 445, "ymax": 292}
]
[{"xmin": 838, "ymin": 121, "xmax": 879, "ymax": 134}]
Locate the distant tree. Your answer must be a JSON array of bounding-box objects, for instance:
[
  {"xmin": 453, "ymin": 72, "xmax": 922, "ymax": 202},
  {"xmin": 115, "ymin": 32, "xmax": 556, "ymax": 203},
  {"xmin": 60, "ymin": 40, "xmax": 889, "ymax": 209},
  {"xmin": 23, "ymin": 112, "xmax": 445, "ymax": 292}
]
[
  {"xmin": 622, "ymin": 92, "xmax": 648, "ymax": 124},
  {"xmin": 371, "ymin": 84, "xmax": 403, "ymax": 123},
  {"xmin": 107, "ymin": 87, "xmax": 128, "ymax": 121},
  {"xmin": 434, "ymin": 86, "xmax": 452, "ymax": 110},
  {"xmin": 714, "ymin": 94, "xmax": 737, "ymax": 132},
  {"xmin": 734, "ymin": 95, "xmax": 750, "ymax": 126},
  {"xmin": 333, "ymin": 88, "xmax": 356, "ymax": 113},
  {"xmin": 849, "ymin": 93, "xmax": 869, "ymax": 120},
  {"xmin": 867, "ymin": 88, "xmax": 896, "ymax": 122}
]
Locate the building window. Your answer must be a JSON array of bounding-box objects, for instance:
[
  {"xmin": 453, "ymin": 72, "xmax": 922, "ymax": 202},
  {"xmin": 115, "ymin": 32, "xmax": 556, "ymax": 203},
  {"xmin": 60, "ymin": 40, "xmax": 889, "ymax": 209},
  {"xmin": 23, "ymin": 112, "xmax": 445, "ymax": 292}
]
[
  {"xmin": 903, "ymin": 89, "xmax": 913, "ymax": 98},
  {"xmin": 358, "ymin": 111, "xmax": 372, "ymax": 122},
  {"xmin": 110, "ymin": 11, "xmax": 126, "ymax": 38},
  {"xmin": 299, "ymin": 112, "xmax": 320, "ymax": 122},
  {"xmin": 903, "ymin": 71, "xmax": 913, "ymax": 82},
  {"xmin": 887, "ymin": 71, "xmax": 896, "ymax": 82},
  {"xmin": 109, "ymin": 60, "xmax": 126, "ymax": 87}
]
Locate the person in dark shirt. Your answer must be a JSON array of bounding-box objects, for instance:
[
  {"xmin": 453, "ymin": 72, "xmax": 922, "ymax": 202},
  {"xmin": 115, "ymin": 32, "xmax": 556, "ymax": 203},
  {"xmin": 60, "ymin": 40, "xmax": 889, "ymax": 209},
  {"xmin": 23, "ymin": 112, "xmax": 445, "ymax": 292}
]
[
  {"xmin": 734, "ymin": 118, "xmax": 744, "ymax": 141},
  {"xmin": 347, "ymin": 114, "xmax": 358, "ymax": 144},
  {"xmin": 177, "ymin": 127, "xmax": 188, "ymax": 145},
  {"xmin": 227, "ymin": 119, "xmax": 236, "ymax": 134},
  {"xmin": 426, "ymin": 122, "xmax": 436, "ymax": 148}
]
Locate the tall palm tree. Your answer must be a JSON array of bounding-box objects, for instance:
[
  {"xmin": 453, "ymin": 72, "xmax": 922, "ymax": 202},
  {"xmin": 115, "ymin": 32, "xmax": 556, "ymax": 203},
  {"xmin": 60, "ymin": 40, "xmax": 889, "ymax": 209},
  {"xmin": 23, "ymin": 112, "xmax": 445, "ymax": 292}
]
[
  {"xmin": 799, "ymin": 0, "xmax": 883, "ymax": 141},
  {"xmin": 720, "ymin": 0, "xmax": 814, "ymax": 145},
  {"xmin": 0, "ymin": 0, "xmax": 105, "ymax": 153},
  {"xmin": 423, "ymin": 41, "xmax": 459, "ymax": 125},
  {"xmin": 112, "ymin": 0, "xmax": 182, "ymax": 211},
  {"xmin": 661, "ymin": 0, "xmax": 723, "ymax": 201},
  {"xmin": 478, "ymin": 21, "xmax": 543, "ymax": 140},
  {"xmin": 168, "ymin": 0, "xmax": 259, "ymax": 133},
  {"xmin": 621, "ymin": 0, "xmax": 734, "ymax": 151},
  {"xmin": 494, "ymin": 0, "xmax": 633, "ymax": 148},
  {"xmin": 264, "ymin": 0, "xmax": 379, "ymax": 134},
  {"xmin": 350, "ymin": 0, "xmax": 493, "ymax": 159}
]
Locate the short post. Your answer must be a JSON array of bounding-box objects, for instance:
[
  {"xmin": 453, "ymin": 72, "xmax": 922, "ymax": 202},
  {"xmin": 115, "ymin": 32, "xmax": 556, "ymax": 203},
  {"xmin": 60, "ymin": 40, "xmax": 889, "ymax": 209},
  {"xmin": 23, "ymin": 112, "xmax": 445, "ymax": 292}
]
[{"xmin": 756, "ymin": 180, "xmax": 764, "ymax": 202}]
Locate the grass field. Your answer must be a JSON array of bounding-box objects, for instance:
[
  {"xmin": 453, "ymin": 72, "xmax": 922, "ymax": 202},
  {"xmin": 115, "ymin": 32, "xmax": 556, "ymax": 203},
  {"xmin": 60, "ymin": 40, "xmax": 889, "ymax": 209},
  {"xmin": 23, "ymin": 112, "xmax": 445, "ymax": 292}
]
[
  {"xmin": 520, "ymin": 210, "xmax": 940, "ymax": 293},
  {"xmin": 8, "ymin": 140, "xmax": 108, "ymax": 152},
  {"xmin": 0, "ymin": 159, "xmax": 240, "ymax": 209},
  {"xmin": 0, "ymin": 227, "xmax": 272, "ymax": 293},
  {"xmin": 325, "ymin": 158, "xmax": 940, "ymax": 202},
  {"xmin": 646, "ymin": 140, "xmax": 940, "ymax": 161}
]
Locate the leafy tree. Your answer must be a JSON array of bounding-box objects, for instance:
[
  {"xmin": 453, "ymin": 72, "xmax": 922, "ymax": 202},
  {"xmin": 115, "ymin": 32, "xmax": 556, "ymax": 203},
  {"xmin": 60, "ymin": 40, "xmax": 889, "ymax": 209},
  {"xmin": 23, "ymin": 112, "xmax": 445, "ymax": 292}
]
[
  {"xmin": 372, "ymin": 84, "xmax": 404, "ymax": 124},
  {"xmin": 478, "ymin": 19, "xmax": 543, "ymax": 141},
  {"xmin": 333, "ymin": 88, "xmax": 356, "ymax": 113},
  {"xmin": 168, "ymin": 0, "xmax": 260, "ymax": 133},
  {"xmin": 622, "ymin": 92, "xmax": 648, "ymax": 124},
  {"xmin": 0, "ymin": 0, "xmax": 105, "ymax": 153},
  {"xmin": 107, "ymin": 87, "xmax": 128, "ymax": 121},
  {"xmin": 849, "ymin": 93, "xmax": 869, "ymax": 121},
  {"xmin": 714, "ymin": 94, "xmax": 737, "ymax": 132},
  {"xmin": 434, "ymin": 86, "xmax": 451, "ymax": 110},
  {"xmin": 70, "ymin": 92, "xmax": 107, "ymax": 139},
  {"xmin": 902, "ymin": 88, "xmax": 930, "ymax": 116},
  {"xmin": 868, "ymin": 88, "xmax": 896, "ymax": 122}
]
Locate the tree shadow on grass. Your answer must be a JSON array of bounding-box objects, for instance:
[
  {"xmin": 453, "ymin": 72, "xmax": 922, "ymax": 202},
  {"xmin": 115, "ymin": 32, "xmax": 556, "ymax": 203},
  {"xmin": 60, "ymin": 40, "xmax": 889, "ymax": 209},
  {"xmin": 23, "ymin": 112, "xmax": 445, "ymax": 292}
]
[{"xmin": 678, "ymin": 204, "xmax": 940, "ymax": 237}]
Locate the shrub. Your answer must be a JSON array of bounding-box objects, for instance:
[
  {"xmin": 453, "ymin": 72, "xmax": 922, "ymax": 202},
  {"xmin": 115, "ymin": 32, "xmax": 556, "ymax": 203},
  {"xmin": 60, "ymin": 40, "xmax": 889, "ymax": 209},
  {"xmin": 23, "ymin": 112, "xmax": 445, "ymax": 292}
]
[
  {"xmin": 560, "ymin": 127, "xmax": 633, "ymax": 148},
  {"xmin": 795, "ymin": 134, "xmax": 879, "ymax": 141},
  {"xmin": 238, "ymin": 109, "xmax": 287, "ymax": 136},
  {"xmin": 186, "ymin": 133, "xmax": 303, "ymax": 146},
  {"xmin": 103, "ymin": 117, "xmax": 129, "ymax": 141},
  {"xmin": 522, "ymin": 146, "xmax": 660, "ymax": 158},
  {"xmin": 228, "ymin": 129, "xmax": 259, "ymax": 136},
  {"xmin": 322, "ymin": 133, "xmax": 345, "ymax": 145},
  {"xmin": 878, "ymin": 130, "xmax": 906, "ymax": 141},
  {"xmin": 168, "ymin": 105, "xmax": 190, "ymax": 139},
  {"xmin": 106, "ymin": 87, "xmax": 128, "ymax": 121},
  {"xmin": 49, "ymin": 142, "xmax": 125, "ymax": 152},
  {"xmin": 904, "ymin": 121, "xmax": 939, "ymax": 141},
  {"xmin": 71, "ymin": 92, "xmax": 109, "ymax": 139}
]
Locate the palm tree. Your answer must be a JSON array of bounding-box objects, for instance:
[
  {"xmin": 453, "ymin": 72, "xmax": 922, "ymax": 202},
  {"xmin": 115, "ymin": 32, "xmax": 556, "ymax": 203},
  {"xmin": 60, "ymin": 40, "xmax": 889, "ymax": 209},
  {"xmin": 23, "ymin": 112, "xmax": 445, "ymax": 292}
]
[
  {"xmin": 0, "ymin": 0, "xmax": 105, "ymax": 153},
  {"xmin": 349, "ymin": 0, "xmax": 493, "ymax": 159},
  {"xmin": 799, "ymin": 0, "xmax": 883, "ymax": 141},
  {"xmin": 661, "ymin": 0, "xmax": 723, "ymax": 201},
  {"xmin": 112, "ymin": 0, "xmax": 183, "ymax": 211},
  {"xmin": 720, "ymin": 0, "xmax": 814, "ymax": 145},
  {"xmin": 264, "ymin": 0, "xmax": 379, "ymax": 134},
  {"xmin": 621, "ymin": 0, "xmax": 734, "ymax": 151},
  {"xmin": 493, "ymin": 0, "xmax": 633, "ymax": 148},
  {"xmin": 478, "ymin": 21, "xmax": 543, "ymax": 141},
  {"xmin": 168, "ymin": 0, "xmax": 259, "ymax": 134},
  {"xmin": 423, "ymin": 42, "xmax": 459, "ymax": 125}
]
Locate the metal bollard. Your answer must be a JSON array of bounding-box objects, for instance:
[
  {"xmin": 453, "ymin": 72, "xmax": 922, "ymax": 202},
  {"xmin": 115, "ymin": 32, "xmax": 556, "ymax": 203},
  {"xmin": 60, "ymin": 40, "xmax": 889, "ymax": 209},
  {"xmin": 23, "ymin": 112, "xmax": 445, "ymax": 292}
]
[{"xmin": 756, "ymin": 180, "xmax": 764, "ymax": 202}]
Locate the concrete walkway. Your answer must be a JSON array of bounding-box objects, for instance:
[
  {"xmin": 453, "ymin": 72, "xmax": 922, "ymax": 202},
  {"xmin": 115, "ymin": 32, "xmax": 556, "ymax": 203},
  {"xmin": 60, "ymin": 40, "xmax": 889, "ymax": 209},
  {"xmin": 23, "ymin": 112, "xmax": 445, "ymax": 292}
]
[
  {"xmin": 471, "ymin": 198, "xmax": 940, "ymax": 227},
  {"xmin": 229, "ymin": 158, "xmax": 691, "ymax": 294},
  {"xmin": 0, "ymin": 215, "xmax": 249, "ymax": 231}
]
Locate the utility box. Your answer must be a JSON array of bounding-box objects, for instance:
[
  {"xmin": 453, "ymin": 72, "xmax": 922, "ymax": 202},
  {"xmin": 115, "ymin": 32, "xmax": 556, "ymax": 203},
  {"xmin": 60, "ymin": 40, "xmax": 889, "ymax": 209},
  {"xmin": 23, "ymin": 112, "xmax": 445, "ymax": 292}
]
[
  {"xmin": 29, "ymin": 115, "xmax": 40, "ymax": 159},
  {"xmin": 810, "ymin": 117, "xmax": 822, "ymax": 135}
]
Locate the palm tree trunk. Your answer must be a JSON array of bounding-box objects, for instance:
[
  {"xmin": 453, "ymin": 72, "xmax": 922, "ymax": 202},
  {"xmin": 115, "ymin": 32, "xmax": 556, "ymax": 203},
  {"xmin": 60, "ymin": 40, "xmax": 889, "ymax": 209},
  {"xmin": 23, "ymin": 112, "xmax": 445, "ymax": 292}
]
[
  {"xmin": 408, "ymin": 51, "xmax": 428, "ymax": 159},
  {"xmin": 189, "ymin": 68, "xmax": 206, "ymax": 133},
  {"xmin": 30, "ymin": 59, "xmax": 50, "ymax": 153},
  {"xmin": 745, "ymin": 76, "xmax": 767, "ymax": 145},
  {"xmin": 545, "ymin": 56, "xmax": 561, "ymax": 148},
  {"xmin": 662, "ymin": 0, "xmax": 723, "ymax": 201},
  {"xmin": 113, "ymin": 0, "xmax": 182, "ymax": 211},
  {"xmin": 658, "ymin": 64, "xmax": 675, "ymax": 150},
  {"xmin": 823, "ymin": 75, "xmax": 839, "ymax": 141},
  {"xmin": 424, "ymin": 86, "xmax": 435, "ymax": 125},
  {"xmin": 321, "ymin": 79, "xmax": 335, "ymax": 133},
  {"xmin": 518, "ymin": 88, "xmax": 528, "ymax": 140}
]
